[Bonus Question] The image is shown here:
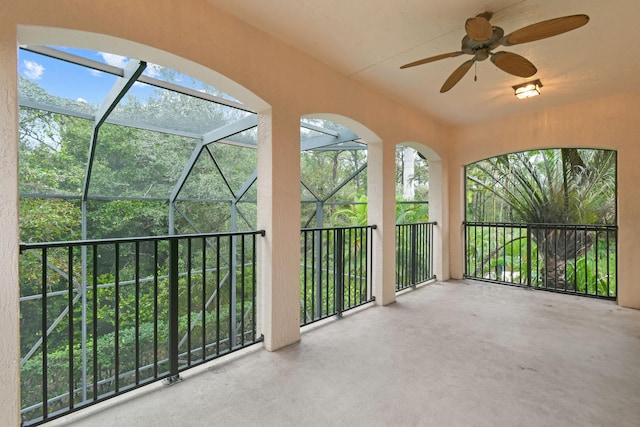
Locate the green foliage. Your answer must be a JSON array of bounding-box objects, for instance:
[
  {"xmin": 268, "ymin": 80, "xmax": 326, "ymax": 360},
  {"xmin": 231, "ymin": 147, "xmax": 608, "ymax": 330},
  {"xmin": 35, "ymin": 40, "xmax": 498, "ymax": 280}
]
[
  {"xmin": 563, "ymin": 241, "xmax": 617, "ymax": 297},
  {"xmin": 328, "ymin": 197, "xmax": 430, "ymax": 227},
  {"xmin": 87, "ymin": 200, "xmax": 170, "ymax": 239},
  {"xmin": 300, "ymin": 143, "xmax": 368, "ymax": 227},
  {"xmin": 465, "ymin": 225, "xmax": 529, "ymax": 282},
  {"xmin": 299, "ymin": 228, "xmax": 371, "ymax": 324},
  {"xmin": 13, "ymin": 55, "xmax": 284, "ymax": 426},
  {"xmin": 20, "ymin": 198, "xmax": 82, "ymax": 243},
  {"xmin": 20, "ymin": 319, "xmax": 171, "ymax": 417},
  {"xmin": 19, "ymin": 108, "xmax": 88, "ymax": 196},
  {"xmin": 331, "ymin": 195, "xmax": 368, "ymax": 226},
  {"xmin": 465, "ymin": 223, "xmax": 617, "ymax": 297},
  {"xmin": 396, "ymin": 200, "xmax": 429, "ymax": 224},
  {"xmin": 18, "ymin": 57, "xmax": 434, "ymax": 423},
  {"xmin": 466, "ymin": 149, "xmax": 616, "ymax": 224},
  {"xmin": 465, "ymin": 149, "xmax": 617, "ymax": 290},
  {"xmin": 301, "ymin": 150, "xmax": 366, "ymax": 200},
  {"xmin": 395, "ymin": 223, "xmax": 435, "ymax": 289}
]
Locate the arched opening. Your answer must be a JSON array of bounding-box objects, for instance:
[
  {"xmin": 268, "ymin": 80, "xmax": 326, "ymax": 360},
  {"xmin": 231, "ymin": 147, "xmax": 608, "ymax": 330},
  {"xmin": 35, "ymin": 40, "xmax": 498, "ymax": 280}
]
[
  {"xmin": 18, "ymin": 45, "xmax": 259, "ymax": 240},
  {"xmin": 15, "ymin": 34, "xmax": 270, "ymax": 425},
  {"xmin": 464, "ymin": 148, "xmax": 617, "ymax": 299},
  {"xmin": 396, "ymin": 146, "xmax": 429, "ymax": 217},
  {"xmin": 299, "ymin": 118, "xmax": 367, "ymax": 228},
  {"xmin": 14, "ymin": 31, "xmax": 413, "ymax": 423},
  {"xmin": 298, "ymin": 115, "xmax": 375, "ymax": 326},
  {"xmin": 394, "ymin": 144, "xmax": 435, "ymax": 291}
]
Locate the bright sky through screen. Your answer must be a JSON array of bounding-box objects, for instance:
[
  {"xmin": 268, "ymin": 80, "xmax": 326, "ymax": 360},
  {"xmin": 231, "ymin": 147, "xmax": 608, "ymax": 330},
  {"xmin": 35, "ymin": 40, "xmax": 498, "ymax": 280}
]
[
  {"xmin": 17, "ymin": 46, "xmax": 239, "ymax": 108},
  {"xmin": 18, "ymin": 47, "xmax": 161, "ymax": 106}
]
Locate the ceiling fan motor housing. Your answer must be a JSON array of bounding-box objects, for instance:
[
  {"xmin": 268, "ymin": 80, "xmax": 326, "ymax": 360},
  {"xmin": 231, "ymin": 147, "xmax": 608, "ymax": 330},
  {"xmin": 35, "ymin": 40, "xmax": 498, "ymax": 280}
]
[{"xmin": 461, "ymin": 26, "xmax": 505, "ymax": 60}]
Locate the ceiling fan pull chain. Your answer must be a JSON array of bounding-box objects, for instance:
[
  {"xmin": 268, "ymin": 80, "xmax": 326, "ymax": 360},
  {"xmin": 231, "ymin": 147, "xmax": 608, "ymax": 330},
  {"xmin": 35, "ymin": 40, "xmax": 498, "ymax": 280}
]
[{"xmin": 474, "ymin": 61, "xmax": 477, "ymax": 82}]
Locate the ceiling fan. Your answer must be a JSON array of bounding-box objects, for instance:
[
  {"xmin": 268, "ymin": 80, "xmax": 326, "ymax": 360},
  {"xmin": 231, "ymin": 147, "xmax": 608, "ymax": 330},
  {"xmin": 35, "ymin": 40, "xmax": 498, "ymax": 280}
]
[{"xmin": 400, "ymin": 12, "xmax": 589, "ymax": 93}]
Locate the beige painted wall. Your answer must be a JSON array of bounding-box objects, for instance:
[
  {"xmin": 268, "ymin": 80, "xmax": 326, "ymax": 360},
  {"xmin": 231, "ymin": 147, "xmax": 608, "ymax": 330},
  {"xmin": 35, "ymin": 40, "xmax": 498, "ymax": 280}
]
[
  {"xmin": 450, "ymin": 92, "xmax": 640, "ymax": 309},
  {"xmin": 1, "ymin": 1, "xmax": 452, "ymax": 424},
  {"xmin": 2, "ymin": 0, "xmax": 639, "ymax": 425},
  {"xmin": 0, "ymin": 13, "xmax": 21, "ymax": 426}
]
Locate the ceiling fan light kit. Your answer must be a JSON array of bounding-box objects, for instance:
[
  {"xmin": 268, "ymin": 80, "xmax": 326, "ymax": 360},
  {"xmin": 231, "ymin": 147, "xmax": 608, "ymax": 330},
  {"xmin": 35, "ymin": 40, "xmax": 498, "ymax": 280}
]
[
  {"xmin": 513, "ymin": 79, "xmax": 543, "ymax": 99},
  {"xmin": 400, "ymin": 12, "xmax": 589, "ymax": 93}
]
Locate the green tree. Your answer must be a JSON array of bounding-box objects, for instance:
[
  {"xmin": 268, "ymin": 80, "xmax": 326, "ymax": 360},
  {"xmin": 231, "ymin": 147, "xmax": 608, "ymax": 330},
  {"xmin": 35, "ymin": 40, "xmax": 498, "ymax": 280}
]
[
  {"xmin": 17, "ymin": 56, "xmax": 262, "ymax": 414},
  {"xmin": 466, "ymin": 148, "xmax": 616, "ymax": 288}
]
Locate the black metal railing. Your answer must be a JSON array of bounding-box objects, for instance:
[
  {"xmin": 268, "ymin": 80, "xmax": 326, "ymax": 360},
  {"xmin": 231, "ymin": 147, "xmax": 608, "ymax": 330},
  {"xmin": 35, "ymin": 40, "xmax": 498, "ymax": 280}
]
[
  {"xmin": 300, "ymin": 225, "xmax": 376, "ymax": 326},
  {"xmin": 395, "ymin": 222, "xmax": 436, "ymax": 291},
  {"xmin": 19, "ymin": 230, "xmax": 264, "ymax": 426},
  {"xmin": 464, "ymin": 222, "xmax": 617, "ymax": 299}
]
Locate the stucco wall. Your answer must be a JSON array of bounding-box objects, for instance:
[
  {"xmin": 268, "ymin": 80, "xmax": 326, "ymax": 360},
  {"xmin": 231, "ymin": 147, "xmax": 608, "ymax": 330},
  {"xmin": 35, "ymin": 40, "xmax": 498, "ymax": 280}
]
[
  {"xmin": 0, "ymin": 13, "xmax": 21, "ymax": 426},
  {"xmin": 450, "ymin": 92, "xmax": 640, "ymax": 308},
  {"xmin": 2, "ymin": 0, "xmax": 640, "ymax": 425},
  {"xmin": 1, "ymin": 1, "xmax": 452, "ymax": 424}
]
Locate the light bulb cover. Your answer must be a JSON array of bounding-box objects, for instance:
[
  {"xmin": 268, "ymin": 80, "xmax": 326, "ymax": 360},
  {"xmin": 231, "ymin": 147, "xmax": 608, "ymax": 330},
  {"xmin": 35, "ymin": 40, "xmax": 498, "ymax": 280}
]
[{"xmin": 513, "ymin": 79, "xmax": 542, "ymax": 99}]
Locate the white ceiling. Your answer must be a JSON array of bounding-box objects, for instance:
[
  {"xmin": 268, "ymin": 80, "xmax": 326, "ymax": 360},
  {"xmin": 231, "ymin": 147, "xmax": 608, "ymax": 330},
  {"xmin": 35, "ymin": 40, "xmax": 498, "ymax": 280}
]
[{"xmin": 207, "ymin": 0, "xmax": 640, "ymax": 126}]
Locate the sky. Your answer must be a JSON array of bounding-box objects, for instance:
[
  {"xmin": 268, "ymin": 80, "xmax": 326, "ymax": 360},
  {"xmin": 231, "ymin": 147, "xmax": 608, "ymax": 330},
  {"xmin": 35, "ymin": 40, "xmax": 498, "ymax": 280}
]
[
  {"xmin": 17, "ymin": 46, "xmax": 231, "ymax": 108},
  {"xmin": 18, "ymin": 47, "xmax": 164, "ymax": 106}
]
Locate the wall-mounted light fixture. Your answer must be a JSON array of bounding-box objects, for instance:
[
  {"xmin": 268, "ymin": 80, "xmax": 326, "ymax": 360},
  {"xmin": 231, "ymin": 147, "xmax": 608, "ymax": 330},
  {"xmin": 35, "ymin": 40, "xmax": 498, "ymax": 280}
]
[{"xmin": 512, "ymin": 79, "xmax": 542, "ymax": 99}]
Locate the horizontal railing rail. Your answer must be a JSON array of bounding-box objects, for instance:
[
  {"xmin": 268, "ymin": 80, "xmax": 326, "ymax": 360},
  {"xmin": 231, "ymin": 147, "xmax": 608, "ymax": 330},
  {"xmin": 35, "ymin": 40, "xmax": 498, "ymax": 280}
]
[
  {"xmin": 464, "ymin": 221, "xmax": 617, "ymax": 299},
  {"xmin": 395, "ymin": 222, "xmax": 436, "ymax": 291},
  {"xmin": 19, "ymin": 230, "xmax": 265, "ymax": 426},
  {"xmin": 300, "ymin": 225, "xmax": 376, "ymax": 326}
]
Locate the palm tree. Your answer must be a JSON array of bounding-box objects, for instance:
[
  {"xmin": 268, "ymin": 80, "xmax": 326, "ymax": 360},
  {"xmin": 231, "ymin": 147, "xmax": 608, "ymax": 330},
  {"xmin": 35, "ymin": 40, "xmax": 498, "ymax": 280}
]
[{"xmin": 467, "ymin": 148, "xmax": 616, "ymax": 289}]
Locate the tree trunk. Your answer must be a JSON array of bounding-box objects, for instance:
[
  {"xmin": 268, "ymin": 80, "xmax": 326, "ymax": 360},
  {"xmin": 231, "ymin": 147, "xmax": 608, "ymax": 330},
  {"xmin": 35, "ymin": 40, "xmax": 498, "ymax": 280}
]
[
  {"xmin": 403, "ymin": 146, "xmax": 415, "ymax": 200},
  {"xmin": 533, "ymin": 227, "xmax": 593, "ymax": 290}
]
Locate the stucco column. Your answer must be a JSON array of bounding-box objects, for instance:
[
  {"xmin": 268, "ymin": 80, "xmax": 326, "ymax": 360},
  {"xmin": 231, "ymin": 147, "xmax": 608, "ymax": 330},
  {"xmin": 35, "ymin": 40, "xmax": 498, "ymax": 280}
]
[
  {"xmin": 429, "ymin": 159, "xmax": 450, "ymax": 281},
  {"xmin": 368, "ymin": 140, "xmax": 396, "ymax": 305},
  {"xmin": 617, "ymin": 148, "xmax": 640, "ymax": 309},
  {"xmin": 446, "ymin": 156, "xmax": 465, "ymax": 280},
  {"xmin": 256, "ymin": 108, "xmax": 301, "ymax": 351},
  {"xmin": 0, "ymin": 20, "xmax": 21, "ymax": 427}
]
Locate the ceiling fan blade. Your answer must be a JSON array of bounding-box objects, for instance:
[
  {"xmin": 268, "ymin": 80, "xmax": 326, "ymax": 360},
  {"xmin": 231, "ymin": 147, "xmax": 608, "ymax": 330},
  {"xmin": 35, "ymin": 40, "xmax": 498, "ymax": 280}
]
[
  {"xmin": 465, "ymin": 16, "xmax": 493, "ymax": 41},
  {"xmin": 440, "ymin": 59, "xmax": 475, "ymax": 93},
  {"xmin": 491, "ymin": 51, "xmax": 537, "ymax": 77},
  {"xmin": 502, "ymin": 14, "xmax": 589, "ymax": 46},
  {"xmin": 400, "ymin": 51, "xmax": 464, "ymax": 69}
]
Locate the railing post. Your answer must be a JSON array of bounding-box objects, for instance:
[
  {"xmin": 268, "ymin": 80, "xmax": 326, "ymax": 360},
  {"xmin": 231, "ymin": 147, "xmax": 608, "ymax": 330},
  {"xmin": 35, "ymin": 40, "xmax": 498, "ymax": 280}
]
[
  {"xmin": 230, "ymin": 202, "xmax": 238, "ymax": 350},
  {"xmin": 367, "ymin": 225, "xmax": 376, "ymax": 302},
  {"xmin": 410, "ymin": 224, "xmax": 417, "ymax": 288},
  {"xmin": 429, "ymin": 222, "xmax": 436, "ymax": 280},
  {"xmin": 335, "ymin": 228, "xmax": 344, "ymax": 317},
  {"xmin": 315, "ymin": 229, "xmax": 323, "ymax": 318},
  {"xmin": 463, "ymin": 221, "xmax": 468, "ymax": 278},
  {"xmin": 526, "ymin": 224, "xmax": 532, "ymax": 287},
  {"xmin": 164, "ymin": 237, "xmax": 182, "ymax": 385}
]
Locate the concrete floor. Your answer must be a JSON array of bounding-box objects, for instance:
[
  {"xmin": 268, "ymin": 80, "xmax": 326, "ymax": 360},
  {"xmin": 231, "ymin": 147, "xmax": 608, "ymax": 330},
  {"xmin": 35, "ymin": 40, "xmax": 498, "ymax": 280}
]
[{"xmin": 51, "ymin": 280, "xmax": 640, "ymax": 427}]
